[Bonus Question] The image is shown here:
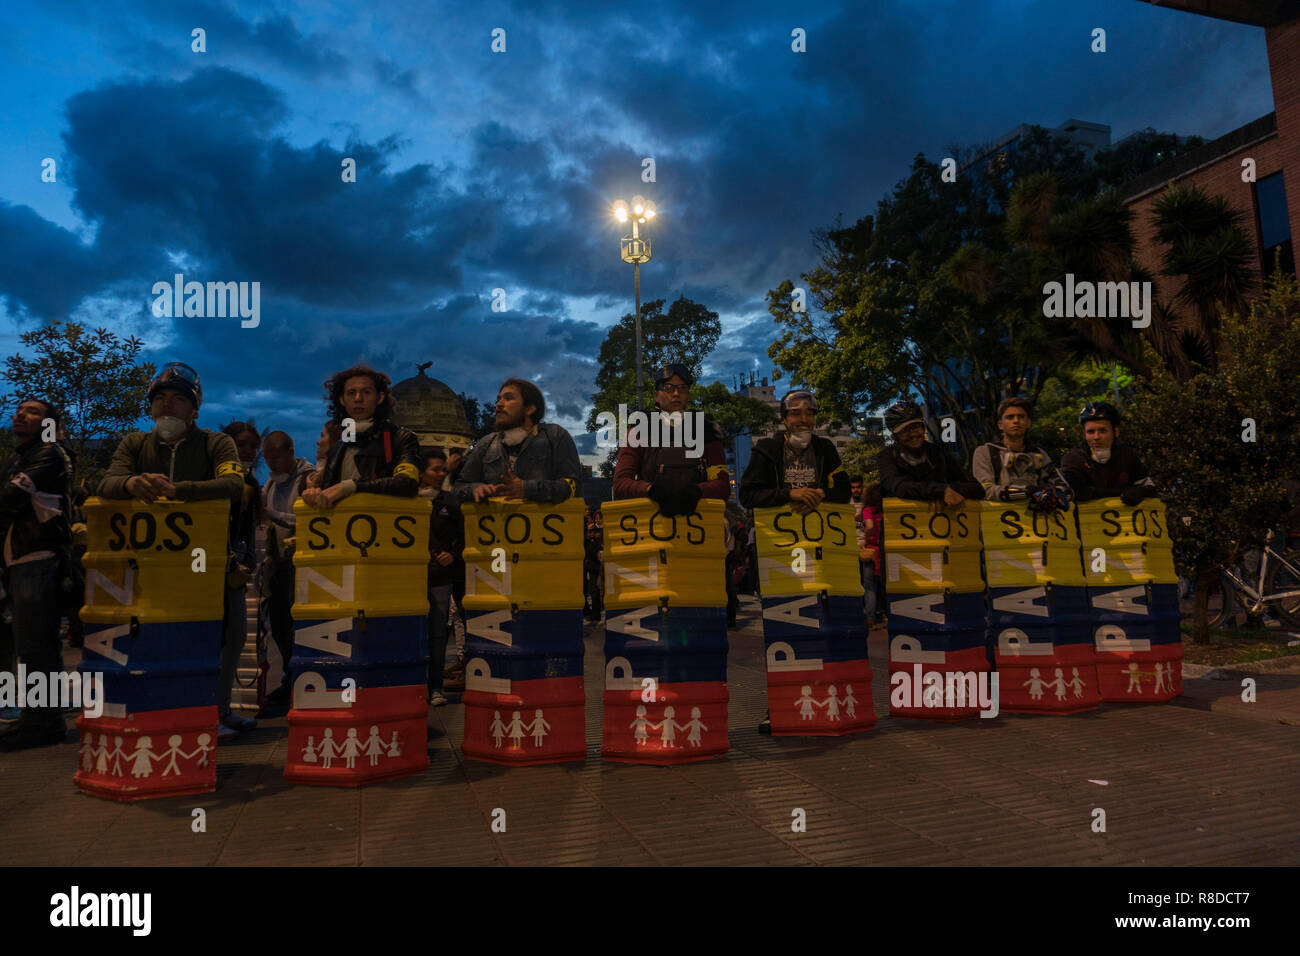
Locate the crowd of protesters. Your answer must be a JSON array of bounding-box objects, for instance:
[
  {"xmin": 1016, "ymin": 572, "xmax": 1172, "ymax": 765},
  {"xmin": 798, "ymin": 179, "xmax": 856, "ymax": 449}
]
[{"xmin": 0, "ymin": 353, "xmax": 1174, "ymax": 751}]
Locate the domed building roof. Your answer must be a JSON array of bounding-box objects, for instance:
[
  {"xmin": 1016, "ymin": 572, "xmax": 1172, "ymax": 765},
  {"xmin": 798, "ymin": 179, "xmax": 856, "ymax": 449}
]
[{"xmin": 390, "ymin": 362, "xmax": 475, "ymax": 451}]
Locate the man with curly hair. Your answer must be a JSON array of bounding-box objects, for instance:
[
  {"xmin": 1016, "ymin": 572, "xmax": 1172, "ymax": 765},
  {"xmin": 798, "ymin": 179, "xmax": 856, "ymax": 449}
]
[{"xmin": 303, "ymin": 364, "xmax": 420, "ymax": 507}]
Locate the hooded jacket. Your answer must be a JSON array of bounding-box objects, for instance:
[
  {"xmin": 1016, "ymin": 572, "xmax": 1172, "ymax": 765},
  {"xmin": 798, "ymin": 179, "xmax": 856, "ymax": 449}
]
[{"xmin": 738, "ymin": 433, "xmax": 850, "ymax": 510}]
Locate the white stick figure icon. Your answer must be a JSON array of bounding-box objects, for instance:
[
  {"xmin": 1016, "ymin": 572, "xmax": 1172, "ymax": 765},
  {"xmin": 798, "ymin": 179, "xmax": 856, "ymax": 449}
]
[
  {"xmin": 1047, "ymin": 667, "xmax": 1067, "ymax": 701},
  {"xmin": 843, "ymin": 685, "xmax": 858, "ymax": 718},
  {"xmin": 1153, "ymin": 661, "xmax": 1168, "ymax": 693},
  {"xmin": 660, "ymin": 706, "xmax": 682, "ymax": 747},
  {"xmin": 527, "ymin": 709, "xmax": 550, "ymax": 747},
  {"xmin": 186, "ymin": 733, "xmax": 213, "ymax": 767},
  {"xmin": 825, "ymin": 685, "xmax": 841, "ymax": 721},
  {"xmin": 489, "ymin": 711, "xmax": 507, "ymax": 748},
  {"xmin": 340, "ymin": 728, "xmax": 362, "ymax": 768},
  {"xmin": 318, "ymin": 728, "xmax": 340, "ymax": 768},
  {"xmin": 1125, "ymin": 662, "xmax": 1143, "ymax": 694},
  {"xmin": 1023, "ymin": 668, "xmax": 1047, "ymax": 700},
  {"xmin": 387, "ymin": 732, "xmax": 402, "ymax": 757},
  {"xmin": 79, "ymin": 734, "xmax": 94, "ymax": 772},
  {"xmin": 1066, "ymin": 668, "xmax": 1085, "ymax": 698},
  {"xmin": 363, "ymin": 726, "xmax": 386, "ymax": 766},
  {"xmin": 505, "ymin": 711, "xmax": 527, "ymax": 749},
  {"xmin": 110, "ymin": 737, "xmax": 126, "ymax": 776},
  {"xmin": 630, "ymin": 705, "xmax": 653, "ymax": 746},
  {"xmin": 794, "ymin": 685, "xmax": 818, "ymax": 720},
  {"xmin": 160, "ymin": 734, "xmax": 186, "ymax": 776},
  {"xmin": 301, "ymin": 736, "xmax": 318, "ymax": 763},
  {"xmin": 94, "ymin": 734, "xmax": 109, "ymax": 774},
  {"xmin": 684, "ymin": 707, "xmax": 708, "ymax": 747},
  {"xmin": 130, "ymin": 737, "xmax": 157, "ymax": 779}
]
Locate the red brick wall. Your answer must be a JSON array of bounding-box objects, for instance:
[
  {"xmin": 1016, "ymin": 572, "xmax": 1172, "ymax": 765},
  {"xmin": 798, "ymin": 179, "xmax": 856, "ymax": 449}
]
[{"xmin": 1124, "ymin": 12, "xmax": 1300, "ymax": 308}]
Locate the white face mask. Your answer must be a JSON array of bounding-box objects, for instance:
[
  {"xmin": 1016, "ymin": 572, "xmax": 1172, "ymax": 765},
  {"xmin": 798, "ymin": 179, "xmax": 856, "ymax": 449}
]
[
  {"xmin": 1091, "ymin": 446, "xmax": 1112, "ymax": 464},
  {"xmin": 786, "ymin": 430, "xmax": 812, "ymax": 451},
  {"xmin": 153, "ymin": 415, "xmax": 187, "ymax": 443},
  {"xmin": 501, "ymin": 426, "xmax": 530, "ymax": 446}
]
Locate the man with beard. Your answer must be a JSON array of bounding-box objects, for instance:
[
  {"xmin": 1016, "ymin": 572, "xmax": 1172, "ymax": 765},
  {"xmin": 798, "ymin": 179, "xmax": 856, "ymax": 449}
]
[
  {"xmin": 1060, "ymin": 402, "xmax": 1159, "ymax": 505},
  {"xmin": 453, "ymin": 378, "xmax": 581, "ymax": 504},
  {"xmin": 739, "ymin": 389, "xmax": 850, "ymax": 512},
  {"xmin": 98, "ymin": 363, "xmax": 250, "ymax": 739}
]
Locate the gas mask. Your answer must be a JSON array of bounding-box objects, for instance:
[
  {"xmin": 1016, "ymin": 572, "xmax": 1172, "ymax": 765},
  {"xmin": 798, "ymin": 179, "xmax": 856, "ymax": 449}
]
[
  {"xmin": 786, "ymin": 430, "xmax": 813, "ymax": 451},
  {"xmin": 153, "ymin": 416, "xmax": 187, "ymax": 443}
]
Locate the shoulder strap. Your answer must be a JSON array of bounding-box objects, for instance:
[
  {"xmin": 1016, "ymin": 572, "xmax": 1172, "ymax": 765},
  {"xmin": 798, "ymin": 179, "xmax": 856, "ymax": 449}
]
[{"xmin": 989, "ymin": 445, "xmax": 1003, "ymax": 484}]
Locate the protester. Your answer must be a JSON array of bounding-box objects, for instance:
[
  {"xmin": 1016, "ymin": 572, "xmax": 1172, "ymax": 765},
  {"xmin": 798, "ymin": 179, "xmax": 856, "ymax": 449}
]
[
  {"xmin": 1060, "ymin": 402, "xmax": 1159, "ymax": 505},
  {"xmin": 453, "ymin": 378, "xmax": 581, "ymax": 504},
  {"xmin": 583, "ymin": 507, "xmax": 604, "ymax": 622},
  {"xmin": 304, "ymin": 364, "xmax": 421, "ymax": 506},
  {"xmin": 0, "ymin": 398, "xmax": 76, "ymax": 750},
  {"xmin": 971, "ymin": 397, "xmax": 1072, "ymax": 513},
  {"xmin": 443, "ymin": 448, "xmax": 466, "ymax": 492},
  {"xmin": 612, "ymin": 364, "xmax": 730, "ymax": 516},
  {"xmin": 738, "ymin": 388, "xmax": 848, "ymax": 735},
  {"xmin": 739, "ymin": 389, "xmax": 850, "ymax": 512},
  {"xmin": 259, "ymin": 431, "xmax": 316, "ymax": 704},
  {"xmin": 97, "ymin": 363, "xmax": 250, "ymax": 740},
  {"xmin": 876, "ymin": 400, "xmax": 982, "ymax": 504},
  {"xmin": 859, "ymin": 482, "xmax": 884, "ymax": 624},
  {"xmin": 419, "ymin": 450, "xmax": 463, "ymax": 706}
]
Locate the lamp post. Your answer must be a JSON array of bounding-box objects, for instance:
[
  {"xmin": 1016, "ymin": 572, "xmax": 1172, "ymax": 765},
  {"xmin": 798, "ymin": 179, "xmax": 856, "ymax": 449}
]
[{"xmin": 613, "ymin": 196, "xmax": 656, "ymax": 411}]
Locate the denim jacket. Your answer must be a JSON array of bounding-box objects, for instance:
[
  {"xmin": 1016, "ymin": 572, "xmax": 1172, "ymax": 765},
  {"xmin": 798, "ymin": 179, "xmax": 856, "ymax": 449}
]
[{"xmin": 452, "ymin": 423, "xmax": 581, "ymax": 504}]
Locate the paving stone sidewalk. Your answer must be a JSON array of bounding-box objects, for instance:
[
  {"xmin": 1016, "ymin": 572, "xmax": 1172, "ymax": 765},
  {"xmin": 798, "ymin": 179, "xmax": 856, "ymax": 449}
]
[{"xmin": 1, "ymin": 596, "xmax": 1296, "ymax": 866}]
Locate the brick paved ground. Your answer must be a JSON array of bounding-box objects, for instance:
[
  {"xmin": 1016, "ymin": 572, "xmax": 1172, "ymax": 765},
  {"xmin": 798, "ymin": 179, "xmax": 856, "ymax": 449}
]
[{"xmin": 2, "ymin": 596, "xmax": 1297, "ymax": 866}]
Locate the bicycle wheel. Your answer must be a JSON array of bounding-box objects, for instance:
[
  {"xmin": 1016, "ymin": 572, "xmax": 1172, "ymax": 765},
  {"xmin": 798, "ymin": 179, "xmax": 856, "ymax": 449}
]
[
  {"xmin": 1263, "ymin": 548, "xmax": 1300, "ymax": 628},
  {"xmin": 1180, "ymin": 572, "xmax": 1237, "ymax": 630}
]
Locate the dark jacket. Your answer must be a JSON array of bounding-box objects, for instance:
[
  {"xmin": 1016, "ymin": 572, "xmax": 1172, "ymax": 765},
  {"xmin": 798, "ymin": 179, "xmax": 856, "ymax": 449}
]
[
  {"xmin": 1060, "ymin": 442, "xmax": 1155, "ymax": 501},
  {"xmin": 453, "ymin": 422, "xmax": 582, "ymax": 504},
  {"xmin": 0, "ymin": 438, "xmax": 74, "ymax": 562},
  {"xmin": 100, "ymin": 427, "xmax": 244, "ymax": 503},
  {"xmin": 318, "ymin": 417, "xmax": 420, "ymax": 496},
  {"xmin": 424, "ymin": 489, "xmax": 464, "ymax": 588},
  {"xmin": 876, "ymin": 443, "xmax": 982, "ymax": 501},
  {"xmin": 612, "ymin": 415, "xmax": 731, "ymax": 500},
  {"xmin": 738, "ymin": 434, "xmax": 850, "ymax": 510}
]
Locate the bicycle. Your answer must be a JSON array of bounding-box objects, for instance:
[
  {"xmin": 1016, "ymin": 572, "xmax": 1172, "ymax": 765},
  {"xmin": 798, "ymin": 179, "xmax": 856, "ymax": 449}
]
[{"xmin": 1181, "ymin": 530, "xmax": 1300, "ymax": 630}]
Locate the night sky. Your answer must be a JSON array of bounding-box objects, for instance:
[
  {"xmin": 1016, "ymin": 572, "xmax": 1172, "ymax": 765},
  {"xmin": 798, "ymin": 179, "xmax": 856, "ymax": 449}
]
[{"xmin": 0, "ymin": 0, "xmax": 1273, "ymax": 465}]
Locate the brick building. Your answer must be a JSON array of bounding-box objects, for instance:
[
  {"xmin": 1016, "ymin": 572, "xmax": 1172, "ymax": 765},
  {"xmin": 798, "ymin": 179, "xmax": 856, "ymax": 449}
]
[{"xmin": 1126, "ymin": 2, "xmax": 1300, "ymax": 286}]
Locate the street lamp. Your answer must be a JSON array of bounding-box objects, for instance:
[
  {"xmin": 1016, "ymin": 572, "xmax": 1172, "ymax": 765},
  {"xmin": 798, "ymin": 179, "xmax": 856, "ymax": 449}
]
[{"xmin": 613, "ymin": 195, "xmax": 657, "ymax": 410}]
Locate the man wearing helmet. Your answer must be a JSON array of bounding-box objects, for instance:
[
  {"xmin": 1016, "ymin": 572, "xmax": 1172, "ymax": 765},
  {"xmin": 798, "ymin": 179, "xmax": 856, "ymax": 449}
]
[
  {"xmin": 971, "ymin": 397, "xmax": 1072, "ymax": 513},
  {"xmin": 1060, "ymin": 402, "xmax": 1158, "ymax": 506},
  {"xmin": 613, "ymin": 364, "xmax": 730, "ymax": 517},
  {"xmin": 876, "ymin": 400, "xmax": 981, "ymax": 504},
  {"xmin": 739, "ymin": 389, "xmax": 850, "ymax": 513},
  {"xmin": 99, "ymin": 363, "xmax": 252, "ymax": 739}
]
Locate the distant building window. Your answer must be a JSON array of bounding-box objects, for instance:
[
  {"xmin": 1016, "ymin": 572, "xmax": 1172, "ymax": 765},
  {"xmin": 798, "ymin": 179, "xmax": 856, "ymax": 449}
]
[{"xmin": 1254, "ymin": 171, "xmax": 1294, "ymax": 276}]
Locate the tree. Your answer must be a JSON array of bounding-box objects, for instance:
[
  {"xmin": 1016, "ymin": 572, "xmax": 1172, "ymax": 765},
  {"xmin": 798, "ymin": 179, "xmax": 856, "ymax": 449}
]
[
  {"xmin": 456, "ymin": 392, "xmax": 499, "ymax": 439},
  {"xmin": 837, "ymin": 434, "xmax": 888, "ymax": 485},
  {"xmin": 1124, "ymin": 270, "xmax": 1300, "ymax": 640},
  {"xmin": 690, "ymin": 382, "xmax": 777, "ymax": 443},
  {"xmin": 1, "ymin": 322, "xmax": 153, "ymax": 479}
]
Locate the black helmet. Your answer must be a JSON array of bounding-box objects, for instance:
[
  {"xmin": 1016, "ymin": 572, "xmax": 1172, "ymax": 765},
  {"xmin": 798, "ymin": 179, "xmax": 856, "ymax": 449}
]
[
  {"xmin": 1079, "ymin": 401, "xmax": 1120, "ymax": 427},
  {"xmin": 884, "ymin": 399, "xmax": 924, "ymax": 435},
  {"xmin": 147, "ymin": 362, "xmax": 203, "ymax": 410},
  {"xmin": 654, "ymin": 363, "xmax": 695, "ymax": 388}
]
